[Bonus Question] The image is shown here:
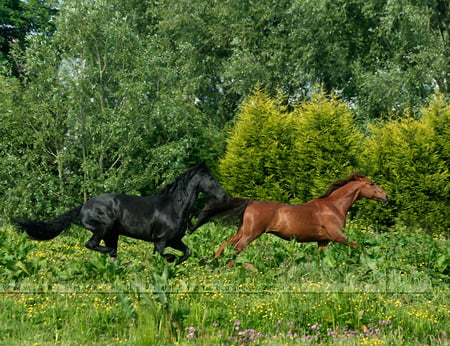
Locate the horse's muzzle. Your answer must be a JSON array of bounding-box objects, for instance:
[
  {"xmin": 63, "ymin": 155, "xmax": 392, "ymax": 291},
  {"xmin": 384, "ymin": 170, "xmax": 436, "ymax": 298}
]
[{"xmin": 380, "ymin": 195, "xmax": 389, "ymax": 204}]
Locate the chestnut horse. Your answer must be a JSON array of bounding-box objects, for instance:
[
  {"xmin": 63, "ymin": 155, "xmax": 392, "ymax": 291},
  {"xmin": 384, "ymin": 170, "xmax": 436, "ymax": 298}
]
[{"xmin": 190, "ymin": 172, "xmax": 388, "ymax": 266}]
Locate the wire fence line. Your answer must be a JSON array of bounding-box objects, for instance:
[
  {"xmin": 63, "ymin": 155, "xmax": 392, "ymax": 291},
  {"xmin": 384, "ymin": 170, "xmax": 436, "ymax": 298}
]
[{"xmin": 0, "ymin": 290, "xmax": 444, "ymax": 296}]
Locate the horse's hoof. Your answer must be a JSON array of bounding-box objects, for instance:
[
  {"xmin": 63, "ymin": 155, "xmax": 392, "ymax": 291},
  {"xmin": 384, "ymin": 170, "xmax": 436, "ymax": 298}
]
[
  {"xmin": 226, "ymin": 260, "xmax": 235, "ymax": 267},
  {"xmin": 164, "ymin": 254, "xmax": 177, "ymax": 262},
  {"xmin": 350, "ymin": 241, "xmax": 359, "ymax": 248},
  {"xmin": 243, "ymin": 262, "xmax": 257, "ymax": 272}
]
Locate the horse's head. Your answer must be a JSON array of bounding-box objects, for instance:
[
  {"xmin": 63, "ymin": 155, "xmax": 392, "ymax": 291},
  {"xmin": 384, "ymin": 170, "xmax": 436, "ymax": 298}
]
[
  {"xmin": 196, "ymin": 163, "xmax": 227, "ymax": 201},
  {"xmin": 356, "ymin": 176, "xmax": 388, "ymax": 203}
]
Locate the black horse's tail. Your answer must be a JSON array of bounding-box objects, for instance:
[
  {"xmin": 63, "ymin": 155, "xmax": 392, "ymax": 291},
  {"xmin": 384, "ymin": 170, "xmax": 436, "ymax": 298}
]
[
  {"xmin": 12, "ymin": 206, "xmax": 82, "ymax": 240},
  {"xmin": 189, "ymin": 197, "xmax": 252, "ymax": 233}
]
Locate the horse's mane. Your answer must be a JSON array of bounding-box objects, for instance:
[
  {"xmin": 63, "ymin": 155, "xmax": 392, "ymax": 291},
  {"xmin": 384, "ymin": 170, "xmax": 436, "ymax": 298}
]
[
  {"xmin": 318, "ymin": 172, "xmax": 366, "ymax": 198},
  {"xmin": 157, "ymin": 162, "xmax": 207, "ymax": 197}
]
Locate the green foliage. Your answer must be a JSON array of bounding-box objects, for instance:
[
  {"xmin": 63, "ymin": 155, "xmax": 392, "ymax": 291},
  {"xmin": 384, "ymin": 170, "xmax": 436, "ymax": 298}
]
[
  {"xmin": 131, "ymin": 0, "xmax": 450, "ymax": 123},
  {"xmin": 290, "ymin": 91, "xmax": 363, "ymax": 202},
  {"xmin": 0, "ymin": 0, "xmax": 225, "ymax": 219},
  {"xmin": 349, "ymin": 0, "xmax": 449, "ymax": 120},
  {"xmin": 0, "ymin": 46, "xmax": 73, "ymax": 217},
  {"xmin": 219, "ymin": 89, "xmax": 449, "ymax": 233},
  {"xmin": 0, "ymin": 224, "xmax": 448, "ymax": 344},
  {"xmin": 218, "ymin": 89, "xmax": 450, "ymax": 233},
  {"xmin": 1, "ymin": 0, "xmax": 449, "ymax": 231},
  {"xmin": 359, "ymin": 94, "xmax": 450, "ymax": 233},
  {"xmin": 0, "ymin": 0, "xmax": 57, "ymax": 73},
  {"xmin": 0, "ymin": 230, "xmax": 41, "ymax": 284},
  {"xmin": 2, "ymin": 0, "xmax": 450, "ymax": 124},
  {"xmin": 219, "ymin": 89, "xmax": 294, "ymax": 201},
  {"xmin": 220, "ymin": 88, "xmax": 362, "ymax": 203}
]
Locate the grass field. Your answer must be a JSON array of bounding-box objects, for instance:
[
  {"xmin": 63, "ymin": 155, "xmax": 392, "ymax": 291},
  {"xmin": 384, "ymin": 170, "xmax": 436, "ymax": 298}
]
[{"xmin": 0, "ymin": 221, "xmax": 448, "ymax": 345}]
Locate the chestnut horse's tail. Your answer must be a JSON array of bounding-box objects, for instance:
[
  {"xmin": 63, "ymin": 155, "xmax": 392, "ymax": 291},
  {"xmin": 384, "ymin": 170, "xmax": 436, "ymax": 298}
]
[
  {"xmin": 12, "ymin": 206, "xmax": 82, "ymax": 241},
  {"xmin": 189, "ymin": 197, "xmax": 252, "ymax": 233}
]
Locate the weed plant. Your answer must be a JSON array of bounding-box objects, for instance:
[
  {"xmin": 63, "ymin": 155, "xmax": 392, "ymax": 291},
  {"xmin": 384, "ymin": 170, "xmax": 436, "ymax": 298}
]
[{"xmin": 0, "ymin": 222, "xmax": 448, "ymax": 345}]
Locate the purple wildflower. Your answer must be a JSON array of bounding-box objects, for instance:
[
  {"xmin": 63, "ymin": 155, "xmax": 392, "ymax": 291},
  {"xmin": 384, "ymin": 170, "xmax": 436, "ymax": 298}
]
[{"xmin": 234, "ymin": 320, "xmax": 241, "ymax": 330}]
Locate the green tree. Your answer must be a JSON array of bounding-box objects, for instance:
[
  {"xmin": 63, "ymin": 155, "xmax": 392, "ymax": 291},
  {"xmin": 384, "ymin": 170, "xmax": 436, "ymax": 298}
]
[
  {"xmin": 0, "ymin": 0, "xmax": 57, "ymax": 74},
  {"xmin": 289, "ymin": 91, "xmax": 363, "ymax": 202},
  {"xmin": 2, "ymin": 0, "xmax": 450, "ymax": 223},
  {"xmin": 219, "ymin": 88, "xmax": 294, "ymax": 201},
  {"xmin": 53, "ymin": 0, "xmax": 220, "ymax": 199},
  {"xmin": 0, "ymin": 34, "xmax": 73, "ymax": 218},
  {"xmin": 0, "ymin": 0, "xmax": 224, "ymax": 219},
  {"xmin": 154, "ymin": 0, "xmax": 450, "ymax": 122},
  {"xmin": 350, "ymin": 0, "xmax": 449, "ymax": 120},
  {"xmin": 219, "ymin": 89, "xmax": 362, "ymax": 203},
  {"xmin": 359, "ymin": 94, "xmax": 450, "ymax": 233}
]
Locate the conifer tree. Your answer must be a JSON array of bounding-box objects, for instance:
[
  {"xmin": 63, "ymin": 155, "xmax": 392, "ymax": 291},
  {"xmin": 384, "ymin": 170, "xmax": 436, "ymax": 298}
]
[
  {"xmin": 289, "ymin": 91, "xmax": 363, "ymax": 202},
  {"xmin": 219, "ymin": 89, "xmax": 362, "ymax": 203},
  {"xmin": 219, "ymin": 89, "xmax": 294, "ymax": 201},
  {"xmin": 360, "ymin": 94, "xmax": 450, "ymax": 232}
]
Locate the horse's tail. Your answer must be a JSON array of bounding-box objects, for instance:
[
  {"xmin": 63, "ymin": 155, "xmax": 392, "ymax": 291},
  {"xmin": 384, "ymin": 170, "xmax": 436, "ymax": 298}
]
[
  {"xmin": 189, "ymin": 197, "xmax": 252, "ymax": 233},
  {"xmin": 12, "ymin": 206, "xmax": 82, "ymax": 241}
]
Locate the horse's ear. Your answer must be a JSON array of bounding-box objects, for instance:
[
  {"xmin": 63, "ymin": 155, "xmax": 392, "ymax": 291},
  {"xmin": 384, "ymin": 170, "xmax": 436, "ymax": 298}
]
[{"xmin": 194, "ymin": 161, "xmax": 208, "ymax": 173}]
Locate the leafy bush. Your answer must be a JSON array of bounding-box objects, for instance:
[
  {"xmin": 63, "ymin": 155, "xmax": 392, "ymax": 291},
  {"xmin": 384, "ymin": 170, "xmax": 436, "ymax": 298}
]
[
  {"xmin": 219, "ymin": 88, "xmax": 362, "ymax": 203},
  {"xmin": 219, "ymin": 88, "xmax": 295, "ymax": 202},
  {"xmin": 219, "ymin": 89, "xmax": 449, "ymax": 233},
  {"xmin": 359, "ymin": 94, "xmax": 450, "ymax": 233},
  {"xmin": 289, "ymin": 91, "xmax": 362, "ymax": 202}
]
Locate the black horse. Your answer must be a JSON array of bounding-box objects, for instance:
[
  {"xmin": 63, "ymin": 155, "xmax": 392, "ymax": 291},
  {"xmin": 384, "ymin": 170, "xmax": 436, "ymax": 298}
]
[{"xmin": 12, "ymin": 162, "xmax": 226, "ymax": 264}]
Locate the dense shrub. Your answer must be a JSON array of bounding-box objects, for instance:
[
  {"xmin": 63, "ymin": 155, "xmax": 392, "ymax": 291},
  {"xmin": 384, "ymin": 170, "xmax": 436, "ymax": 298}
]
[
  {"xmin": 219, "ymin": 89, "xmax": 449, "ymax": 234},
  {"xmin": 219, "ymin": 89, "xmax": 362, "ymax": 203},
  {"xmin": 219, "ymin": 89, "xmax": 295, "ymax": 202},
  {"xmin": 358, "ymin": 94, "xmax": 450, "ymax": 233},
  {"xmin": 289, "ymin": 91, "xmax": 362, "ymax": 202}
]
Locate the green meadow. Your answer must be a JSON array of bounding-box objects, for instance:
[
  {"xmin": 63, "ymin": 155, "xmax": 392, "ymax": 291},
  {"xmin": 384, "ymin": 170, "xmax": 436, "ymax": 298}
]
[{"xmin": 0, "ymin": 222, "xmax": 448, "ymax": 345}]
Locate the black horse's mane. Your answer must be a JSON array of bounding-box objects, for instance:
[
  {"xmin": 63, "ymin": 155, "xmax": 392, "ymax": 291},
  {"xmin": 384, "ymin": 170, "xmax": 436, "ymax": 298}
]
[
  {"xmin": 318, "ymin": 172, "xmax": 367, "ymax": 198},
  {"xmin": 157, "ymin": 162, "xmax": 207, "ymax": 197}
]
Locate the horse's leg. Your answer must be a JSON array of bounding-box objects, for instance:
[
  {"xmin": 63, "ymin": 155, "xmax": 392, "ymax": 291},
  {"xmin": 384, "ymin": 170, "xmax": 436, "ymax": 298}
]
[
  {"xmin": 85, "ymin": 229, "xmax": 117, "ymax": 256},
  {"xmin": 103, "ymin": 231, "xmax": 119, "ymax": 260},
  {"xmin": 167, "ymin": 238, "xmax": 192, "ymax": 264},
  {"xmin": 214, "ymin": 239, "xmax": 229, "ymax": 258},
  {"xmin": 224, "ymin": 235, "xmax": 253, "ymax": 267},
  {"xmin": 154, "ymin": 240, "xmax": 177, "ymax": 262},
  {"xmin": 214, "ymin": 229, "xmax": 243, "ymax": 258},
  {"xmin": 329, "ymin": 229, "xmax": 359, "ymax": 248},
  {"xmin": 224, "ymin": 234, "xmax": 246, "ymax": 267},
  {"xmin": 349, "ymin": 240, "xmax": 358, "ymax": 248},
  {"xmin": 232, "ymin": 231, "xmax": 262, "ymax": 255},
  {"xmin": 226, "ymin": 227, "xmax": 264, "ymax": 267},
  {"xmin": 317, "ymin": 240, "xmax": 330, "ymax": 250}
]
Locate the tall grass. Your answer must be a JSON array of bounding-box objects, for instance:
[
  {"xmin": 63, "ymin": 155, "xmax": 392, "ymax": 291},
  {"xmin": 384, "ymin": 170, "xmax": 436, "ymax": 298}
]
[{"xmin": 0, "ymin": 222, "xmax": 448, "ymax": 345}]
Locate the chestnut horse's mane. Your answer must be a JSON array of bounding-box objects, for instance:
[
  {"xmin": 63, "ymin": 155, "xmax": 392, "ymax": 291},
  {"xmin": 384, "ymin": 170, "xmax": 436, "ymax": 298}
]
[{"xmin": 318, "ymin": 172, "xmax": 367, "ymax": 198}]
